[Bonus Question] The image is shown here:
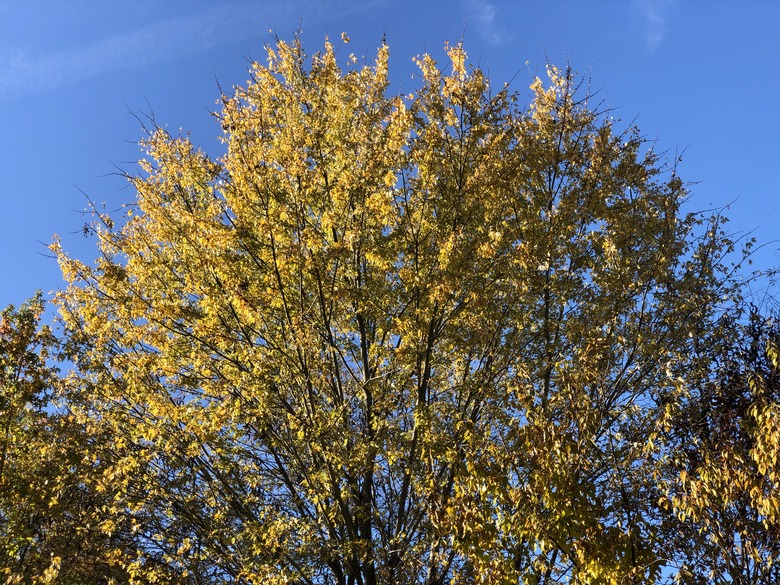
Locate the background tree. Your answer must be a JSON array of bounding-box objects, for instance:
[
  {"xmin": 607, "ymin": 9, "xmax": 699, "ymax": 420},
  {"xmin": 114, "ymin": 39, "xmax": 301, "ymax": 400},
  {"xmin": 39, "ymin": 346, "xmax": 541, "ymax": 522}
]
[
  {"xmin": 52, "ymin": 35, "xmax": 775, "ymax": 584},
  {"xmin": 0, "ymin": 294, "xmax": 136, "ymax": 584},
  {"xmin": 658, "ymin": 306, "xmax": 780, "ymax": 584}
]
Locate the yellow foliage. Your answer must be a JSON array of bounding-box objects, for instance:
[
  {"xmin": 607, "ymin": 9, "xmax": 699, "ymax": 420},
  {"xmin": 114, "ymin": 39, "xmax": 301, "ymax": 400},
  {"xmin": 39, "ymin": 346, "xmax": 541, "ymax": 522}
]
[{"xmin": 44, "ymin": 33, "xmax": 772, "ymax": 584}]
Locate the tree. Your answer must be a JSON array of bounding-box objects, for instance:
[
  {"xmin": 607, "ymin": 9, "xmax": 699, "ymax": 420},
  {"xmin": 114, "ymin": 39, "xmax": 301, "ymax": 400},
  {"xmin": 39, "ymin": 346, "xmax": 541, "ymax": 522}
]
[
  {"xmin": 0, "ymin": 293, "xmax": 60, "ymax": 582},
  {"xmin": 0, "ymin": 294, "xmax": 133, "ymax": 584},
  {"xmin": 658, "ymin": 307, "xmax": 780, "ymax": 584},
  {"xmin": 52, "ymin": 35, "xmax": 770, "ymax": 584}
]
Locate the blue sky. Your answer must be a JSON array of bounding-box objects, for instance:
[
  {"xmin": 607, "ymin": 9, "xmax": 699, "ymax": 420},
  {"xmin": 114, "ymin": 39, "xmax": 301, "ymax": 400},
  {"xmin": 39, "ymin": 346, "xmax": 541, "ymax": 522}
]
[{"xmin": 1, "ymin": 0, "xmax": 778, "ymax": 308}]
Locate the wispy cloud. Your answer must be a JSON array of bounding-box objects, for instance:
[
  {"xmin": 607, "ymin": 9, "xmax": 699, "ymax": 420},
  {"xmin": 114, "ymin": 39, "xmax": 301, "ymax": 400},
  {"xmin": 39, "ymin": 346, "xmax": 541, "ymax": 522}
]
[
  {"xmin": 461, "ymin": 0, "xmax": 514, "ymax": 45},
  {"xmin": 0, "ymin": 0, "xmax": 368, "ymax": 100},
  {"xmin": 634, "ymin": 0, "xmax": 675, "ymax": 49}
]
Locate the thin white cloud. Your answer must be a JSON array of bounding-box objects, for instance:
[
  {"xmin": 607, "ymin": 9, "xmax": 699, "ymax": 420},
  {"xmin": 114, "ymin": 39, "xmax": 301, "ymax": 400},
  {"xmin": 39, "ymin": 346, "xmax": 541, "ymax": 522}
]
[
  {"xmin": 0, "ymin": 0, "xmax": 370, "ymax": 100},
  {"xmin": 634, "ymin": 0, "xmax": 675, "ymax": 49},
  {"xmin": 462, "ymin": 0, "xmax": 514, "ymax": 45}
]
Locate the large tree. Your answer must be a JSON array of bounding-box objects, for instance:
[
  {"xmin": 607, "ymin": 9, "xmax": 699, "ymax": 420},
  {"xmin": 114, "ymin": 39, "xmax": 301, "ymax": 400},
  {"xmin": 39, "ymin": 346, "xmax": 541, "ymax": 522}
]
[{"xmin": 52, "ymin": 35, "xmax": 775, "ymax": 584}]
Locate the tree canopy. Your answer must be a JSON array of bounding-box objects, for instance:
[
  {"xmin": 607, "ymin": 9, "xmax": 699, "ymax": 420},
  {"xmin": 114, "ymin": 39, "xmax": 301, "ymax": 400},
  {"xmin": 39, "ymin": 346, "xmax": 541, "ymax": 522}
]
[{"xmin": 0, "ymin": 35, "xmax": 776, "ymax": 584}]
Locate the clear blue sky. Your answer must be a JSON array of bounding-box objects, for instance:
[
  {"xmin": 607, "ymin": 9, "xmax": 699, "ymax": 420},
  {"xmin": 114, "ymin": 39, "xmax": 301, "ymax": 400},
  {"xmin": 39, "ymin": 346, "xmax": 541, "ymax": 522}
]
[{"xmin": 1, "ymin": 0, "xmax": 778, "ymax": 308}]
